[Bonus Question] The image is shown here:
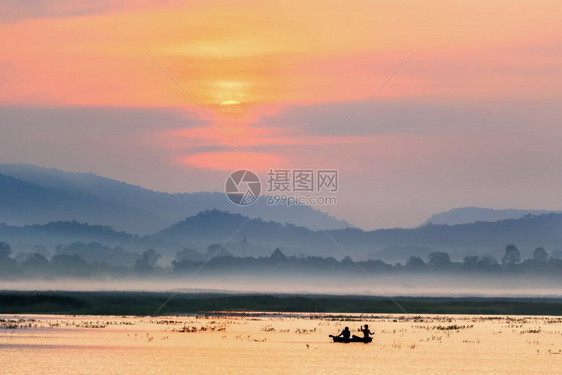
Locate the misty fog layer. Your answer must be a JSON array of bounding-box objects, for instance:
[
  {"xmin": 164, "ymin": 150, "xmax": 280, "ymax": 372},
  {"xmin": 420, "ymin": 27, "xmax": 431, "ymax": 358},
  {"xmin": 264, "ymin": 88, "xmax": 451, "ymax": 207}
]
[
  {"xmin": 2, "ymin": 274, "xmax": 562, "ymax": 298},
  {"xmin": 2, "ymin": 238, "xmax": 562, "ymax": 297}
]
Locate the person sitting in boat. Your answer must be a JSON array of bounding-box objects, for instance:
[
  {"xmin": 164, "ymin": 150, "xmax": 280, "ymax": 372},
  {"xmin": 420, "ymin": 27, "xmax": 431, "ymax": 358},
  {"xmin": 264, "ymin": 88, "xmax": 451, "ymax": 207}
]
[
  {"xmin": 353, "ymin": 324, "xmax": 374, "ymax": 340},
  {"xmin": 336, "ymin": 326, "xmax": 351, "ymax": 339}
]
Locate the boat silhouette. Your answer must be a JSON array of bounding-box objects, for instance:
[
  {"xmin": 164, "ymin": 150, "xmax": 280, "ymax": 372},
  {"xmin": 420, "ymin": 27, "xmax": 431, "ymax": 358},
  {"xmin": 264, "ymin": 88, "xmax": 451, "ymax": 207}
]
[{"xmin": 329, "ymin": 335, "xmax": 373, "ymax": 343}]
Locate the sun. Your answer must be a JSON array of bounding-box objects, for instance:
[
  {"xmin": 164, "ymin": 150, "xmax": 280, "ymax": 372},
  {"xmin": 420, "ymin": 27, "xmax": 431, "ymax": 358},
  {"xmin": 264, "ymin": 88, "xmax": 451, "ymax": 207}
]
[{"xmin": 219, "ymin": 99, "xmax": 242, "ymax": 106}]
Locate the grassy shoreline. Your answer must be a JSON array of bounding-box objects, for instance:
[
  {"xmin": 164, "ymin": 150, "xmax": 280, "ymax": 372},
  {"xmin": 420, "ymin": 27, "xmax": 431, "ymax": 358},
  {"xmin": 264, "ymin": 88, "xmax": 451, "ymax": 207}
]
[{"xmin": 2, "ymin": 291, "xmax": 562, "ymax": 316}]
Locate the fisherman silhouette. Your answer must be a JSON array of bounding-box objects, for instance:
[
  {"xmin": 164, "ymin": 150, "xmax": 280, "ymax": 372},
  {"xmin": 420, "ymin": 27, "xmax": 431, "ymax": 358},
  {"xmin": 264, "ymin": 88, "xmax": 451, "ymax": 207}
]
[
  {"xmin": 336, "ymin": 326, "xmax": 351, "ymax": 339},
  {"xmin": 352, "ymin": 324, "xmax": 374, "ymax": 340}
]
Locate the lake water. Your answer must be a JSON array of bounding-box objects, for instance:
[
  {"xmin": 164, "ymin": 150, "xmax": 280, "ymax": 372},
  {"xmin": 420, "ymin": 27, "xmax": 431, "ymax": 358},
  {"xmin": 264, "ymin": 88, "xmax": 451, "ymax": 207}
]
[{"xmin": 2, "ymin": 313, "xmax": 561, "ymax": 374}]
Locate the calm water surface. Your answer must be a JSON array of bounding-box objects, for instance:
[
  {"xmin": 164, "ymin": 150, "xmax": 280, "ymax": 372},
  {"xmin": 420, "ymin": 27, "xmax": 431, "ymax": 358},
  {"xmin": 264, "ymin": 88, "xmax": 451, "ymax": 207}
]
[{"xmin": 2, "ymin": 313, "xmax": 561, "ymax": 374}]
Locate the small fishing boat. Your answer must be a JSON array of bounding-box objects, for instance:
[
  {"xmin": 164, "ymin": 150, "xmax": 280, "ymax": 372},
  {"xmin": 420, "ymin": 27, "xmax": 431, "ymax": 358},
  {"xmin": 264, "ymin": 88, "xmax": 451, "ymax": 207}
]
[{"xmin": 329, "ymin": 335, "xmax": 372, "ymax": 343}]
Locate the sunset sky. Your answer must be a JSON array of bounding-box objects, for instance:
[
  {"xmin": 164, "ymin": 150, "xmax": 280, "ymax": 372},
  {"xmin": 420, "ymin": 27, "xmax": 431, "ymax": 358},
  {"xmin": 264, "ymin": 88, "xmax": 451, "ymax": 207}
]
[{"xmin": 1, "ymin": 0, "xmax": 561, "ymax": 229}]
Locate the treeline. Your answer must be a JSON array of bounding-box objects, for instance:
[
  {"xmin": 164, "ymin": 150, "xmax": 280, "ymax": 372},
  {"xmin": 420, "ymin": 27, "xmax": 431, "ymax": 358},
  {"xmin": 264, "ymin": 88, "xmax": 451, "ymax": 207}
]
[
  {"xmin": 171, "ymin": 245, "xmax": 562, "ymax": 275},
  {"xmin": 0, "ymin": 241, "xmax": 159, "ymax": 279},
  {"xmin": 1, "ymin": 241, "xmax": 562, "ymax": 280}
]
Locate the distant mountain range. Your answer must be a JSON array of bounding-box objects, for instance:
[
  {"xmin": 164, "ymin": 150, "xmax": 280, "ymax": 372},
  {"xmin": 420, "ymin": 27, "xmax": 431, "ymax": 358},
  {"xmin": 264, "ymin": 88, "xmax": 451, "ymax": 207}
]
[
  {"xmin": 425, "ymin": 207, "xmax": 562, "ymax": 225},
  {"xmin": 0, "ymin": 164, "xmax": 351, "ymax": 234},
  {"xmin": 2, "ymin": 209, "xmax": 562, "ymax": 263},
  {"xmin": 2, "ymin": 164, "xmax": 561, "ymax": 263},
  {"xmin": 0, "ymin": 173, "xmax": 163, "ymax": 232}
]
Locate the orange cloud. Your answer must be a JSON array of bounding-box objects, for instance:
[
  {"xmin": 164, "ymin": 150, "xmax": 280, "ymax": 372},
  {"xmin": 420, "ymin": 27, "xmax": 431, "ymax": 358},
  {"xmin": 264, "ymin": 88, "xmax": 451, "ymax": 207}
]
[
  {"xmin": 1, "ymin": 0, "xmax": 559, "ymax": 109},
  {"xmin": 1, "ymin": 0, "xmax": 560, "ymax": 175}
]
